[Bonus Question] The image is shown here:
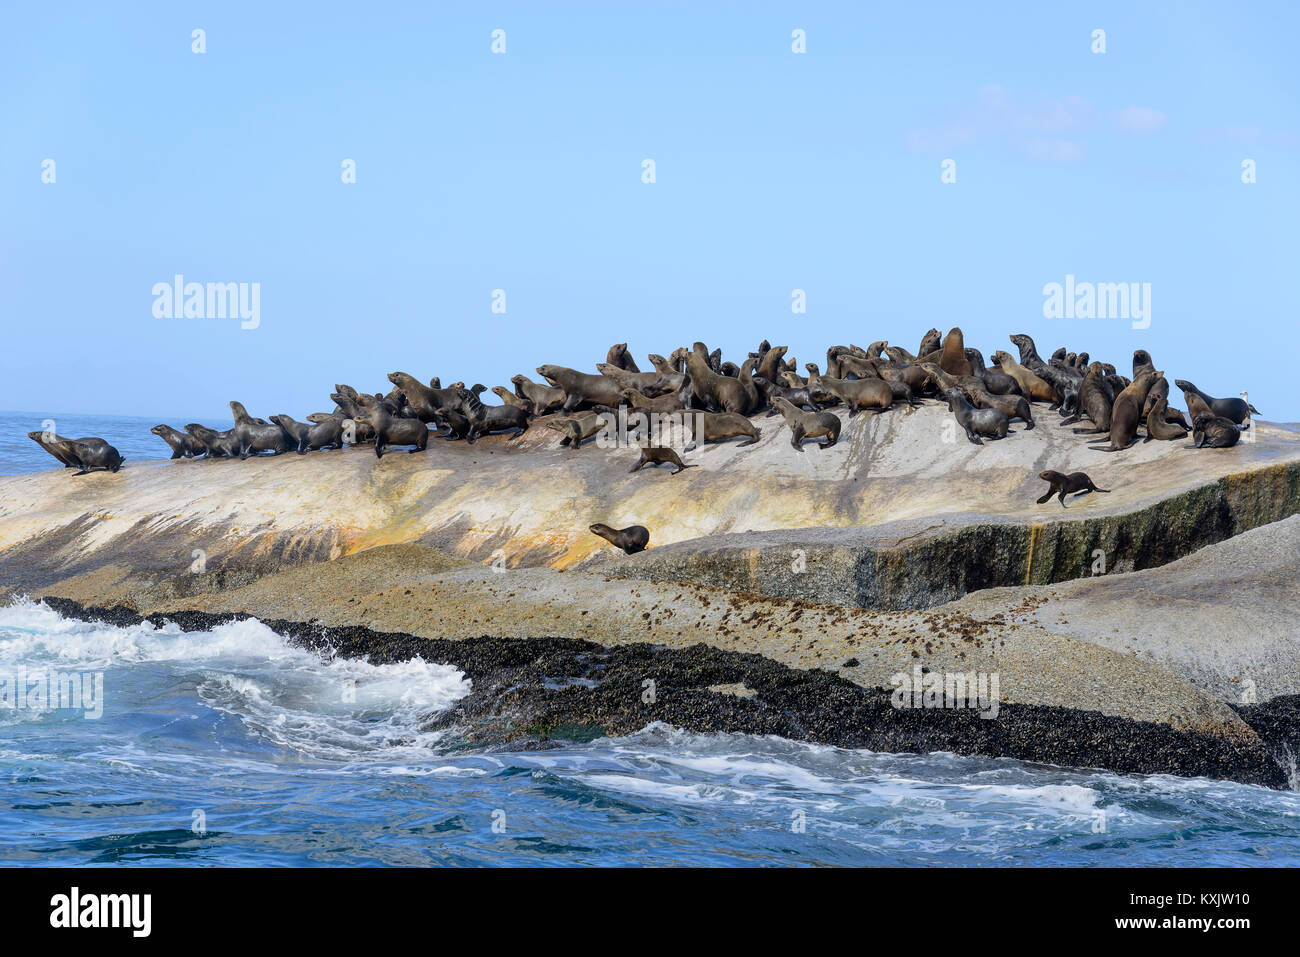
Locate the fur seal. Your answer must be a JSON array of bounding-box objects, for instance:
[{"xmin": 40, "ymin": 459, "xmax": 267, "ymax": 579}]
[
  {"xmin": 621, "ymin": 376, "xmax": 692, "ymax": 413},
  {"xmin": 942, "ymin": 388, "xmax": 1009, "ymax": 444},
  {"xmin": 229, "ymin": 401, "xmax": 292, "ymax": 458},
  {"xmin": 752, "ymin": 374, "xmax": 814, "ymax": 417},
  {"xmin": 1192, "ymin": 414, "xmax": 1242, "ymax": 449},
  {"xmin": 356, "ymin": 393, "xmax": 429, "ymax": 457},
  {"xmin": 991, "ymin": 351, "xmax": 1061, "ymax": 403},
  {"xmin": 270, "ymin": 413, "xmax": 343, "ymax": 453},
  {"xmin": 1092, "ymin": 369, "xmax": 1162, "ymax": 452},
  {"xmin": 629, "ymin": 445, "xmax": 694, "ymax": 474},
  {"xmin": 27, "ymin": 431, "xmax": 125, "ymax": 474},
  {"xmin": 1067, "ymin": 362, "xmax": 1114, "ymax": 432},
  {"xmin": 596, "ymin": 362, "xmax": 683, "ymax": 397},
  {"xmin": 1143, "ymin": 396, "xmax": 1189, "ymax": 442},
  {"xmin": 683, "ymin": 411, "xmax": 761, "ymax": 450},
  {"xmin": 772, "ymin": 396, "xmax": 841, "ymax": 450},
  {"xmin": 387, "ymin": 372, "xmax": 461, "ymax": 422},
  {"xmin": 918, "ymin": 329, "xmax": 942, "ymax": 357},
  {"xmin": 1036, "ymin": 470, "xmax": 1109, "ymax": 507},
  {"xmin": 537, "ymin": 364, "xmax": 623, "ymax": 413},
  {"xmin": 806, "ymin": 367, "xmax": 894, "ymax": 415},
  {"xmin": 185, "ymin": 423, "xmax": 241, "ymax": 458},
  {"xmin": 545, "ymin": 412, "xmax": 606, "ymax": 449},
  {"xmin": 938, "ymin": 327, "xmax": 973, "ymax": 377},
  {"xmin": 461, "ymin": 386, "xmax": 528, "ymax": 440},
  {"xmin": 151, "ymin": 424, "xmax": 206, "ymax": 459},
  {"xmin": 685, "ymin": 344, "xmax": 752, "ymax": 414},
  {"xmin": 491, "ymin": 386, "xmax": 534, "ymax": 414},
  {"xmin": 588, "ymin": 523, "xmax": 649, "ymax": 555},
  {"xmin": 510, "ymin": 374, "xmax": 565, "ymax": 416},
  {"xmin": 605, "ymin": 343, "xmax": 640, "ymax": 373},
  {"xmin": 1174, "ymin": 380, "xmax": 1258, "ymax": 426}
]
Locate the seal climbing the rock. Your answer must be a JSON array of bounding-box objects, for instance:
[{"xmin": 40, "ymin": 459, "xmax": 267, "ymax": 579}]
[
  {"xmin": 1036, "ymin": 470, "xmax": 1110, "ymax": 507},
  {"xmin": 628, "ymin": 445, "xmax": 694, "ymax": 474},
  {"xmin": 772, "ymin": 396, "xmax": 841, "ymax": 450},
  {"xmin": 545, "ymin": 412, "xmax": 607, "ymax": 449},
  {"xmin": 589, "ymin": 523, "xmax": 650, "ymax": 555},
  {"xmin": 151, "ymin": 424, "xmax": 206, "ymax": 459},
  {"xmin": 682, "ymin": 411, "xmax": 761, "ymax": 450}
]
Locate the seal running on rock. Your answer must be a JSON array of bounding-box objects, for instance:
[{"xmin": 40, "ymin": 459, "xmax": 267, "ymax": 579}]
[
  {"xmin": 1036, "ymin": 470, "xmax": 1109, "ymax": 507},
  {"xmin": 629, "ymin": 445, "xmax": 694, "ymax": 474}
]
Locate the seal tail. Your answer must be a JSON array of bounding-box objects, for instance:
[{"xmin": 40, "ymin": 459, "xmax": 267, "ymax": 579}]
[{"xmin": 1093, "ymin": 487, "xmax": 1110, "ymax": 493}]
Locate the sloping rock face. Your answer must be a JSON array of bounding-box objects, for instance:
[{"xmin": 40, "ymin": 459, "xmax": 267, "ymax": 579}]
[{"xmin": 1, "ymin": 408, "xmax": 1298, "ymax": 610}]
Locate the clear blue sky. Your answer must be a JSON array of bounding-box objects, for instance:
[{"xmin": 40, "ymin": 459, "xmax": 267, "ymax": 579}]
[{"xmin": 3, "ymin": 2, "xmax": 1297, "ymax": 421}]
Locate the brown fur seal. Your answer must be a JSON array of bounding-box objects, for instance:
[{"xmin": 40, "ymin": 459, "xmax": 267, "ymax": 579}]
[
  {"xmin": 537, "ymin": 364, "xmax": 623, "ymax": 412},
  {"xmin": 589, "ymin": 523, "xmax": 650, "ymax": 555},
  {"xmin": 356, "ymin": 394, "xmax": 429, "ymax": 457},
  {"xmin": 596, "ymin": 362, "xmax": 683, "ymax": 397},
  {"xmin": 686, "ymin": 343, "xmax": 752, "ymax": 414},
  {"xmin": 1067, "ymin": 362, "xmax": 1114, "ymax": 432},
  {"xmin": 991, "ymin": 351, "xmax": 1061, "ymax": 403},
  {"xmin": 1174, "ymin": 380, "xmax": 1258, "ymax": 426},
  {"xmin": 511, "ymin": 374, "xmax": 565, "ymax": 415},
  {"xmin": 387, "ymin": 372, "xmax": 462, "ymax": 421},
  {"xmin": 621, "ymin": 377, "xmax": 691, "ymax": 413},
  {"xmin": 545, "ymin": 412, "xmax": 606, "ymax": 449},
  {"xmin": 1036, "ymin": 470, "xmax": 1109, "ymax": 507},
  {"xmin": 806, "ymin": 368, "xmax": 893, "ymax": 415},
  {"xmin": 1192, "ymin": 414, "xmax": 1242, "ymax": 449},
  {"xmin": 270, "ymin": 413, "xmax": 343, "ymax": 453},
  {"xmin": 918, "ymin": 328, "xmax": 942, "ymax": 357},
  {"xmin": 629, "ymin": 445, "xmax": 694, "ymax": 474},
  {"xmin": 27, "ymin": 431, "xmax": 125, "ymax": 474},
  {"xmin": 461, "ymin": 386, "xmax": 529, "ymax": 440},
  {"xmin": 185, "ymin": 423, "xmax": 240, "ymax": 458},
  {"xmin": 605, "ymin": 342, "xmax": 640, "ymax": 373},
  {"xmin": 772, "ymin": 396, "xmax": 841, "ymax": 450},
  {"xmin": 938, "ymin": 327, "xmax": 973, "ymax": 376},
  {"xmin": 151, "ymin": 424, "xmax": 206, "ymax": 459},
  {"xmin": 491, "ymin": 386, "xmax": 533, "ymax": 413},
  {"xmin": 230, "ymin": 401, "xmax": 292, "ymax": 458},
  {"xmin": 683, "ymin": 411, "xmax": 760, "ymax": 450},
  {"xmin": 1143, "ymin": 396, "xmax": 1189, "ymax": 442},
  {"xmin": 942, "ymin": 388, "xmax": 1009, "ymax": 444},
  {"xmin": 1092, "ymin": 369, "xmax": 1162, "ymax": 452}
]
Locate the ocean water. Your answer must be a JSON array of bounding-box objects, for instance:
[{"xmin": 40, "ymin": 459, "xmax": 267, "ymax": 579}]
[
  {"xmin": 0, "ymin": 410, "xmax": 219, "ymax": 476},
  {"xmin": 1, "ymin": 601, "xmax": 1298, "ymax": 867}
]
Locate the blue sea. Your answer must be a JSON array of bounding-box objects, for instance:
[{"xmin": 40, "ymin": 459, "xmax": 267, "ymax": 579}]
[{"xmin": 2, "ymin": 413, "xmax": 1298, "ymax": 866}]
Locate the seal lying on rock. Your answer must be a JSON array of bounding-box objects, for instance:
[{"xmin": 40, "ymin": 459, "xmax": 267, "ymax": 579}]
[
  {"xmin": 27, "ymin": 431, "xmax": 125, "ymax": 474},
  {"xmin": 589, "ymin": 523, "xmax": 650, "ymax": 555},
  {"xmin": 1192, "ymin": 414, "xmax": 1242, "ymax": 449},
  {"xmin": 1143, "ymin": 396, "xmax": 1189, "ymax": 443},
  {"xmin": 772, "ymin": 397, "xmax": 841, "ymax": 450},
  {"xmin": 682, "ymin": 411, "xmax": 761, "ymax": 450},
  {"xmin": 628, "ymin": 445, "xmax": 694, "ymax": 474},
  {"xmin": 942, "ymin": 388, "xmax": 1009, "ymax": 444},
  {"xmin": 151, "ymin": 424, "xmax": 206, "ymax": 459},
  {"xmin": 1036, "ymin": 470, "xmax": 1109, "ymax": 507}
]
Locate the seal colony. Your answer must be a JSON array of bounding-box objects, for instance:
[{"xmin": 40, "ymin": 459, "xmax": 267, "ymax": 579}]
[{"xmin": 27, "ymin": 328, "xmax": 1261, "ymax": 540}]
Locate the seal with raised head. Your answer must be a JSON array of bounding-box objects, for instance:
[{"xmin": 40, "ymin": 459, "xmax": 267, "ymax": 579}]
[
  {"xmin": 938, "ymin": 327, "xmax": 973, "ymax": 376},
  {"xmin": 991, "ymin": 351, "xmax": 1061, "ymax": 404},
  {"xmin": 270, "ymin": 413, "xmax": 343, "ymax": 453},
  {"xmin": 1143, "ymin": 396, "xmax": 1189, "ymax": 442},
  {"xmin": 387, "ymin": 372, "xmax": 462, "ymax": 422},
  {"xmin": 685, "ymin": 344, "xmax": 752, "ymax": 414},
  {"xmin": 1091, "ymin": 369, "xmax": 1162, "ymax": 452},
  {"xmin": 230, "ymin": 401, "xmax": 292, "ymax": 458},
  {"xmin": 510, "ymin": 374, "xmax": 565, "ymax": 416},
  {"xmin": 605, "ymin": 342, "xmax": 640, "ymax": 373},
  {"xmin": 27, "ymin": 431, "xmax": 125, "ymax": 474},
  {"xmin": 537, "ymin": 364, "xmax": 624, "ymax": 413},
  {"xmin": 356, "ymin": 393, "xmax": 429, "ymax": 457},
  {"xmin": 1174, "ymin": 380, "xmax": 1258, "ymax": 426},
  {"xmin": 805, "ymin": 368, "xmax": 894, "ymax": 415},
  {"xmin": 1066, "ymin": 362, "xmax": 1113, "ymax": 432},
  {"xmin": 185, "ymin": 424, "xmax": 241, "ymax": 458},
  {"xmin": 491, "ymin": 386, "xmax": 534, "ymax": 414},
  {"xmin": 1036, "ymin": 470, "xmax": 1109, "ymax": 507},
  {"xmin": 942, "ymin": 388, "xmax": 1009, "ymax": 444},
  {"xmin": 596, "ymin": 362, "xmax": 682, "ymax": 397},
  {"xmin": 151, "ymin": 424, "xmax": 207, "ymax": 459},
  {"xmin": 629, "ymin": 445, "xmax": 695, "ymax": 475},
  {"xmin": 461, "ymin": 386, "xmax": 528, "ymax": 440},
  {"xmin": 589, "ymin": 523, "xmax": 650, "ymax": 555},
  {"xmin": 772, "ymin": 396, "xmax": 841, "ymax": 450},
  {"xmin": 1192, "ymin": 414, "xmax": 1242, "ymax": 449}
]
